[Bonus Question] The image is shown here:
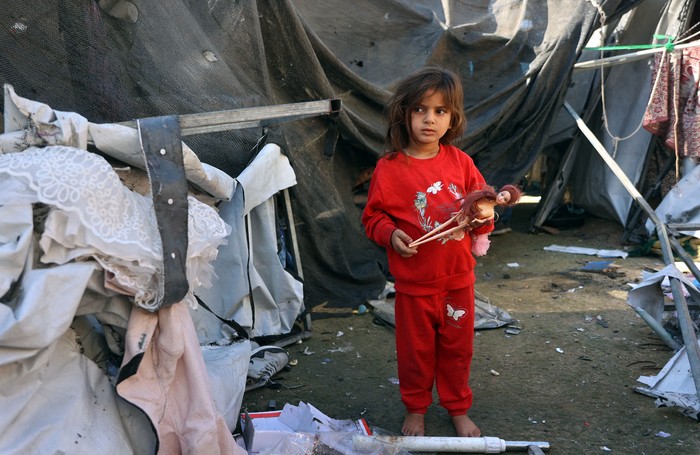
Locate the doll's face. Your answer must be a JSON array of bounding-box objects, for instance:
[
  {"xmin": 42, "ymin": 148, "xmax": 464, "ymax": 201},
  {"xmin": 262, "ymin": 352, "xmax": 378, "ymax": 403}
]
[{"xmin": 496, "ymin": 191, "xmax": 511, "ymax": 205}]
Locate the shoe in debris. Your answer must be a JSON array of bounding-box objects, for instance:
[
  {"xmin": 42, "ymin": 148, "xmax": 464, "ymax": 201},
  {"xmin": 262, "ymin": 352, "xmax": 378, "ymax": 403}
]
[{"xmin": 245, "ymin": 345, "xmax": 289, "ymax": 391}]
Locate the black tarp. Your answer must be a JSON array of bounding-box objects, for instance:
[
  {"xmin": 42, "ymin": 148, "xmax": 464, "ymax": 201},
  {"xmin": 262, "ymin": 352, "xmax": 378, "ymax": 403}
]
[{"xmin": 0, "ymin": 0, "xmax": 641, "ymax": 307}]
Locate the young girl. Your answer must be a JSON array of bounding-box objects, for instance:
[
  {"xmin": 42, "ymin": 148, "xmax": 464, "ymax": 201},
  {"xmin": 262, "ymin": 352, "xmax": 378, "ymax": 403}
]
[{"xmin": 362, "ymin": 67, "xmax": 491, "ymax": 438}]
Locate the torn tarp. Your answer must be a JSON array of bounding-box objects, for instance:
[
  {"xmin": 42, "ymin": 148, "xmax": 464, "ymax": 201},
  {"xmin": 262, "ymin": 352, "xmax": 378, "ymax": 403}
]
[
  {"xmin": 645, "ymin": 164, "xmax": 700, "ymax": 239},
  {"xmin": 627, "ymin": 263, "xmax": 700, "ymax": 323},
  {"xmin": 543, "ymin": 244, "xmax": 629, "ymax": 259},
  {"xmin": 637, "ymin": 340, "xmax": 700, "ymax": 420},
  {"xmin": 630, "ymin": 263, "xmax": 700, "ymax": 420},
  {"xmin": 366, "ymin": 290, "xmax": 514, "ymax": 330}
]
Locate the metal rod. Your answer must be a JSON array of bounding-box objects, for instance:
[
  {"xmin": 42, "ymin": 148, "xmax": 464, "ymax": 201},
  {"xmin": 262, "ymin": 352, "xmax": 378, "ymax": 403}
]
[
  {"xmin": 283, "ymin": 188, "xmax": 304, "ymax": 279},
  {"xmin": 667, "ymin": 223, "xmax": 700, "ymax": 231},
  {"xmin": 563, "ymin": 101, "xmax": 700, "ymax": 401},
  {"xmin": 631, "ymin": 306, "xmax": 681, "ymax": 351},
  {"xmin": 573, "ymin": 41, "xmax": 700, "ymax": 72},
  {"xmin": 117, "ymin": 99, "xmax": 341, "ymax": 136}
]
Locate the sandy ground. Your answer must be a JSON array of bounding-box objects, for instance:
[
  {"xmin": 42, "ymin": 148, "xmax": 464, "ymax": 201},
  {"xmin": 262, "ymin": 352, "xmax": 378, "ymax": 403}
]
[{"xmin": 241, "ymin": 199, "xmax": 700, "ymax": 454}]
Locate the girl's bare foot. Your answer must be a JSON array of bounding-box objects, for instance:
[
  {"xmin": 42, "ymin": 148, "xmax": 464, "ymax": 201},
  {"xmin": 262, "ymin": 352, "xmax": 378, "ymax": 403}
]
[
  {"xmin": 402, "ymin": 413, "xmax": 425, "ymax": 436},
  {"xmin": 451, "ymin": 414, "xmax": 480, "ymax": 437}
]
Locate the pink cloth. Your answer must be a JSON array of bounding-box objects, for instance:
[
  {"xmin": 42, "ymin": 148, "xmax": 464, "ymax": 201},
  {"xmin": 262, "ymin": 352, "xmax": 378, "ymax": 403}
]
[
  {"xmin": 117, "ymin": 303, "xmax": 245, "ymax": 455},
  {"xmin": 643, "ymin": 47, "xmax": 700, "ymax": 160},
  {"xmin": 471, "ymin": 234, "xmax": 491, "ymax": 256}
]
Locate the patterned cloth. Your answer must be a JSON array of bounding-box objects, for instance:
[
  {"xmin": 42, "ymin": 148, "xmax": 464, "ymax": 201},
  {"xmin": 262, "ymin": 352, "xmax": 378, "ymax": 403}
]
[
  {"xmin": 643, "ymin": 47, "xmax": 700, "ymax": 160},
  {"xmin": 0, "ymin": 146, "xmax": 230, "ymax": 311}
]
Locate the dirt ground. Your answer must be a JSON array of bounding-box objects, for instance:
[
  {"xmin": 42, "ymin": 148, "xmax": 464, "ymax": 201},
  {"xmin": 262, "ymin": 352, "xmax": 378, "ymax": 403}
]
[{"xmin": 241, "ymin": 199, "xmax": 700, "ymax": 454}]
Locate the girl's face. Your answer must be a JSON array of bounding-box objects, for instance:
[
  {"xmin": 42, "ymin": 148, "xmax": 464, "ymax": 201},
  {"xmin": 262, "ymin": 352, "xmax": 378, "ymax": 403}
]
[{"xmin": 408, "ymin": 89, "xmax": 452, "ymax": 153}]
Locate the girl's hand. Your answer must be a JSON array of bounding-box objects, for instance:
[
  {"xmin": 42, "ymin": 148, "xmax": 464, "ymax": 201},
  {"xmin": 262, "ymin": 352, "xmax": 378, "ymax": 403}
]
[{"xmin": 391, "ymin": 229, "xmax": 417, "ymax": 257}]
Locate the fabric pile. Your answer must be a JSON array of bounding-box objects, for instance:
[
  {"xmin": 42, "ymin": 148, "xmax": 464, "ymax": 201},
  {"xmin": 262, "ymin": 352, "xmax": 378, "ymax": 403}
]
[{"xmin": 0, "ymin": 144, "xmax": 246, "ymax": 453}]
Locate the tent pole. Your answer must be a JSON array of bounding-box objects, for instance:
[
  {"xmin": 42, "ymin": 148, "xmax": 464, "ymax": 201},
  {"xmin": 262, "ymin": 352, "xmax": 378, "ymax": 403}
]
[
  {"xmin": 117, "ymin": 99, "xmax": 341, "ymax": 136},
  {"xmin": 573, "ymin": 41, "xmax": 700, "ymax": 72},
  {"xmin": 563, "ymin": 101, "xmax": 700, "ymax": 401}
]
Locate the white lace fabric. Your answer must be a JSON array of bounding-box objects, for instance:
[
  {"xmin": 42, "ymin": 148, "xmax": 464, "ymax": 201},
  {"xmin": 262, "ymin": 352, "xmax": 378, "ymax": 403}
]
[{"xmin": 0, "ymin": 146, "xmax": 230, "ymax": 310}]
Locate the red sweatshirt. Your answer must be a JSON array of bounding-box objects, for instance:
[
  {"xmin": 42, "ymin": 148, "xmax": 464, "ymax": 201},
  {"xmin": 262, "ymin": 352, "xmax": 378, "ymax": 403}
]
[{"xmin": 362, "ymin": 144, "xmax": 492, "ymax": 296}]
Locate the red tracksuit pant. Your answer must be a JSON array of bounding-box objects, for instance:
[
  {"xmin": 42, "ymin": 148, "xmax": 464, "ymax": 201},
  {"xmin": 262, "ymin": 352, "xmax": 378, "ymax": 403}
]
[{"xmin": 394, "ymin": 286, "xmax": 475, "ymax": 416}]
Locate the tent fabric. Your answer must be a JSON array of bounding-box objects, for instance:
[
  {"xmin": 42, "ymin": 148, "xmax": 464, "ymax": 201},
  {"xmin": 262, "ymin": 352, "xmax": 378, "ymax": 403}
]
[
  {"xmin": 645, "ymin": 162, "xmax": 700, "ymax": 237},
  {"xmin": 0, "ymin": 235, "xmax": 157, "ymax": 453},
  {"xmin": 192, "ymin": 143, "xmax": 305, "ymax": 342},
  {"xmin": 643, "ymin": 46, "xmax": 700, "ymax": 160},
  {"xmin": 1, "ymin": 84, "xmax": 235, "ymax": 201},
  {"xmin": 0, "ymin": 144, "xmax": 229, "ymax": 311},
  {"xmin": 0, "ymin": 0, "xmax": 637, "ymax": 308},
  {"xmin": 567, "ymin": 0, "xmax": 690, "ymax": 225},
  {"xmin": 0, "ymin": 143, "xmax": 250, "ymax": 452}
]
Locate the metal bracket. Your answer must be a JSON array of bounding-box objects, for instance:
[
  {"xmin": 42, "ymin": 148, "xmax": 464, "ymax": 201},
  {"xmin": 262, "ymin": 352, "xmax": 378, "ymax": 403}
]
[{"xmin": 138, "ymin": 115, "xmax": 189, "ymax": 308}]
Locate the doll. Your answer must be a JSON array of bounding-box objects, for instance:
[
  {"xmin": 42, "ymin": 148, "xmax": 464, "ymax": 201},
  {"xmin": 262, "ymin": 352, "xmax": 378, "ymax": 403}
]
[{"xmin": 408, "ymin": 184, "xmax": 521, "ymax": 250}]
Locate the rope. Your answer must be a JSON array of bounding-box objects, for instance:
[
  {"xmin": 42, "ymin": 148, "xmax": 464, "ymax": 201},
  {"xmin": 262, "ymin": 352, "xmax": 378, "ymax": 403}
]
[
  {"xmin": 589, "ymin": 0, "xmax": 700, "ymax": 173},
  {"xmin": 598, "ymin": 36, "xmax": 670, "ymax": 158},
  {"xmin": 585, "ymin": 0, "xmax": 607, "ymax": 25}
]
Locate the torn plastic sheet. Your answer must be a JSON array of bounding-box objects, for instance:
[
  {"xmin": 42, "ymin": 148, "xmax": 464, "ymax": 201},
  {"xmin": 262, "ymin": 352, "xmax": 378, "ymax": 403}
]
[
  {"xmin": 241, "ymin": 402, "xmax": 398, "ymax": 454},
  {"xmin": 474, "ymin": 291, "xmax": 516, "ymax": 329},
  {"xmin": 627, "ymin": 263, "xmax": 700, "ymax": 323},
  {"xmin": 543, "ymin": 244, "xmax": 629, "ymax": 258},
  {"xmin": 367, "ymin": 290, "xmax": 514, "ymax": 330},
  {"xmin": 258, "ymin": 431, "xmax": 410, "ymax": 455},
  {"xmin": 636, "ymin": 339, "xmax": 700, "ymax": 420},
  {"xmin": 0, "ymin": 84, "xmax": 234, "ymax": 201},
  {"xmin": 277, "ymin": 402, "xmax": 369, "ymax": 434},
  {"xmin": 645, "ymin": 164, "xmax": 700, "ymax": 238}
]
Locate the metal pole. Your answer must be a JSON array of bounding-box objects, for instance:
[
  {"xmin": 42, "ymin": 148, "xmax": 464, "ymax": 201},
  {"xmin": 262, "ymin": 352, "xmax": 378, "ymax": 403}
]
[
  {"xmin": 117, "ymin": 99, "xmax": 341, "ymax": 136},
  {"xmin": 563, "ymin": 101, "xmax": 700, "ymax": 400}
]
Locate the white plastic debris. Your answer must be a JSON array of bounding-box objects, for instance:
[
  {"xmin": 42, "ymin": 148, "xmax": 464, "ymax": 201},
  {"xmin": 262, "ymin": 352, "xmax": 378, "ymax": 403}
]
[
  {"xmin": 203, "ymin": 50, "xmax": 218, "ymax": 62},
  {"xmin": 544, "ymin": 244, "xmax": 628, "ymax": 259}
]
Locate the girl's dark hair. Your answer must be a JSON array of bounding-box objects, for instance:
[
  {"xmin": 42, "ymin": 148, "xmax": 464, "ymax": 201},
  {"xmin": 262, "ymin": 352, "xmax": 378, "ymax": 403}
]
[{"xmin": 384, "ymin": 66, "xmax": 466, "ymax": 158}]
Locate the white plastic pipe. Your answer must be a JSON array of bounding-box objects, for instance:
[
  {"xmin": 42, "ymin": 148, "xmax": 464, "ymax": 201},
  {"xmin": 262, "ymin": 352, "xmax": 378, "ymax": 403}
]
[{"xmin": 352, "ymin": 435, "xmax": 550, "ymax": 453}]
